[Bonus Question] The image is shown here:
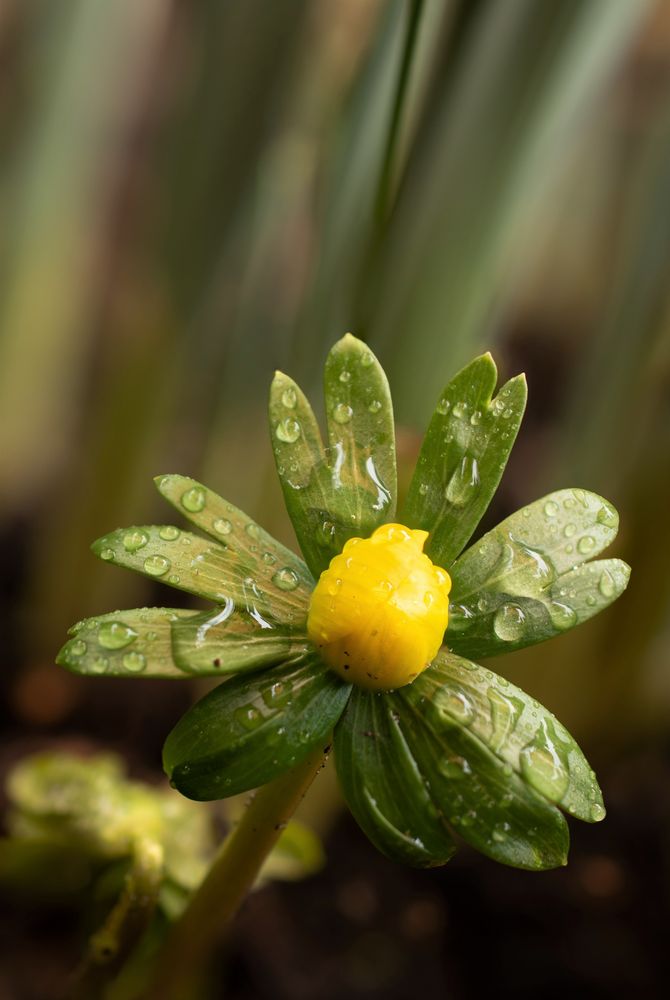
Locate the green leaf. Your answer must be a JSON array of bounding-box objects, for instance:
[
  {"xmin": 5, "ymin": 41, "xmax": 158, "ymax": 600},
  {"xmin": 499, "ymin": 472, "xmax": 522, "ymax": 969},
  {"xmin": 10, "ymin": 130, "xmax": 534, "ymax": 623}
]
[
  {"xmin": 335, "ymin": 688, "xmax": 457, "ymax": 868},
  {"xmin": 57, "ymin": 608, "xmax": 197, "ymax": 679},
  {"xmin": 403, "ymin": 354, "xmax": 527, "ymax": 568},
  {"xmin": 170, "ymin": 605, "xmax": 309, "ymax": 677},
  {"xmin": 398, "ymin": 662, "xmax": 571, "ymax": 870},
  {"xmin": 91, "ymin": 523, "xmax": 309, "ymax": 627},
  {"xmin": 447, "ymin": 489, "xmax": 629, "ymax": 657},
  {"xmin": 257, "ymin": 818, "xmax": 325, "ymax": 884},
  {"xmin": 163, "ymin": 653, "xmax": 351, "ymax": 800},
  {"xmin": 269, "ymin": 334, "xmax": 396, "ymax": 577}
]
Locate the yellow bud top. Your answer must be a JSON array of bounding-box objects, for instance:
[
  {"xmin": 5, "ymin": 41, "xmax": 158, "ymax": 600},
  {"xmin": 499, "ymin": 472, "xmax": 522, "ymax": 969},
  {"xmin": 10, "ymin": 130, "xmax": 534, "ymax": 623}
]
[{"xmin": 307, "ymin": 523, "xmax": 451, "ymax": 691}]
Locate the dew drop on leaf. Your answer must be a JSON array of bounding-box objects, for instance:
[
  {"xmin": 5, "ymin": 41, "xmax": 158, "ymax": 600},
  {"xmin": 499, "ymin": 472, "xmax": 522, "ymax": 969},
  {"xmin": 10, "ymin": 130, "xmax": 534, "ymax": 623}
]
[
  {"xmin": 440, "ymin": 756, "xmax": 471, "ymax": 779},
  {"xmin": 272, "ymin": 567, "xmax": 299, "ymax": 591},
  {"xmin": 122, "ymin": 651, "xmax": 146, "ymax": 673},
  {"xmin": 159, "ymin": 525, "xmax": 180, "ymax": 541},
  {"xmin": 181, "ymin": 487, "xmax": 206, "ymax": 512},
  {"xmin": 544, "ymin": 500, "xmax": 559, "ymax": 518},
  {"xmin": 444, "ymin": 454, "xmax": 479, "ymax": 506},
  {"xmin": 548, "ymin": 601, "xmax": 577, "ymax": 630},
  {"xmin": 123, "ymin": 530, "xmax": 148, "ymax": 552},
  {"xmin": 434, "ymin": 687, "xmax": 475, "ymax": 725},
  {"xmin": 436, "ymin": 398, "xmax": 450, "ymax": 415},
  {"xmin": 599, "ymin": 569, "xmax": 615, "ymax": 597},
  {"xmin": 596, "ymin": 504, "xmax": 617, "ymax": 528},
  {"xmin": 70, "ymin": 639, "xmax": 86, "ymax": 656},
  {"xmin": 90, "ymin": 655, "xmax": 109, "ymax": 674},
  {"xmin": 144, "ymin": 555, "xmax": 170, "ymax": 577},
  {"xmin": 368, "ymin": 399, "xmax": 382, "ymax": 413},
  {"xmin": 339, "ymin": 370, "xmax": 351, "ymax": 383},
  {"xmin": 245, "ymin": 522, "xmax": 260, "ymax": 540},
  {"xmin": 447, "ymin": 604, "xmax": 474, "ymax": 632},
  {"xmin": 360, "ymin": 350, "xmax": 374, "ymax": 367},
  {"xmin": 98, "ymin": 621, "xmax": 138, "ymax": 650},
  {"xmin": 590, "ymin": 802, "xmax": 606, "ymax": 821},
  {"xmin": 332, "ymin": 402, "xmax": 353, "ymax": 424},
  {"xmin": 213, "ymin": 518, "xmax": 232, "ymax": 535},
  {"xmin": 234, "ymin": 705, "xmax": 263, "ymax": 731},
  {"xmin": 577, "ymin": 535, "xmax": 596, "ymax": 554},
  {"xmin": 281, "ymin": 387, "xmax": 297, "ymax": 409},
  {"xmin": 275, "ymin": 417, "xmax": 301, "ymax": 443},
  {"xmin": 493, "ymin": 603, "xmax": 526, "ymax": 641},
  {"xmin": 564, "ymin": 523, "xmax": 577, "ymax": 538},
  {"xmin": 100, "ymin": 548, "xmax": 115, "ymax": 561},
  {"xmin": 520, "ymin": 729, "xmax": 569, "ymax": 802}
]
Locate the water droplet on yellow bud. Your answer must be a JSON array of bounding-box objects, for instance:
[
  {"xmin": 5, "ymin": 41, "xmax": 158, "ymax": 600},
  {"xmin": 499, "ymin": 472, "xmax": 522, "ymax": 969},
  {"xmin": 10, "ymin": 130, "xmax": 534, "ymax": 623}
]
[{"xmin": 307, "ymin": 523, "xmax": 451, "ymax": 690}]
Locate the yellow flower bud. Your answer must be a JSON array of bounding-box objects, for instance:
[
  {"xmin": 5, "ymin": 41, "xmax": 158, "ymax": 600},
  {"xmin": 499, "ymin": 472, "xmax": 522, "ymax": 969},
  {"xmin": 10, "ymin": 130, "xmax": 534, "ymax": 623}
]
[{"xmin": 307, "ymin": 523, "xmax": 451, "ymax": 691}]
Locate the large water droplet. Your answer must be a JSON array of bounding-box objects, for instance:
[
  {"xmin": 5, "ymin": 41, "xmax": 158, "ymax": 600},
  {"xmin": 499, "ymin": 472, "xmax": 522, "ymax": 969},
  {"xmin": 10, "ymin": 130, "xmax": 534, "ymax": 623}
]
[
  {"xmin": 596, "ymin": 504, "xmax": 617, "ymax": 528},
  {"xmin": 577, "ymin": 535, "xmax": 595, "ymax": 554},
  {"xmin": 123, "ymin": 651, "xmax": 146, "ymax": 673},
  {"xmin": 245, "ymin": 522, "xmax": 260, "ymax": 540},
  {"xmin": 360, "ymin": 350, "xmax": 374, "ymax": 367},
  {"xmin": 100, "ymin": 548, "xmax": 115, "ymax": 561},
  {"xmin": 436, "ymin": 398, "xmax": 450, "ymax": 415},
  {"xmin": 181, "ymin": 487, "xmax": 206, "ymax": 512},
  {"xmin": 98, "ymin": 621, "xmax": 138, "ymax": 650},
  {"xmin": 339, "ymin": 370, "xmax": 351, "ymax": 383},
  {"xmin": 548, "ymin": 601, "xmax": 577, "ymax": 630},
  {"xmin": 275, "ymin": 417, "xmax": 301, "ymax": 443},
  {"xmin": 493, "ymin": 603, "xmax": 526, "ymax": 642},
  {"xmin": 262, "ymin": 680, "xmax": 293, "ymax": 709},
  {"xmin": 234, "ymin": 705, "xmax": 264, "ymax": 731},
  {"xmin": 520, "ymin": 722, "xmax": 569, "ymax": 801},
  {"xmin": 445, "ymin": 454, "xmax": 479, "ymax": 506},
  {"xmin": 213, "ymin": 518, "xmax": 232, "ymax": 535},
  {"xmin": 448, "ymin": 604, "xmax": 475, "ymax": 632},
  {"xmin": 564, "ymin": 523, "xmax": 577, "ymax": 538},
  {"xmin": 434, "ymin": 687, "xmax": 475, "ymax": 725},
  {"xmin": 544, "ymin": 500, "xmax": 559, "ymax": 518},
  {"xmin": 590, "ymin": 802, "xmax": 606, "ymax": 821},
  {"xmin": 492, "ymin": 821, "xmax": 511, "ymax": 843},
  {"xmin": 487, "ymin": 687, "xmax": 523, "ymax": 752},
  {"xmin": 144, "ymin": 555, "xmax": 170, "ymax": 577},
  {"xmin": 332, "ymin": 402, "xmax": 353, "ymax": 424},
  {"xmin": 452, "ymin": 401, "xmax": 468, "ymax": 419},
  {"xmin": 281, "ymin": 387, "xmax": 297, "ymax": 409},
  {"xmin": 599, "ymin": 569, "xmax": 615, "ymax": 598},
  {"xmin": 123, "ymin": 530, "xmax": 148, "ymax": 552},
  {"xmin": 70, "ymin": 639, "xmax": 87, "ymax": 656},
  {"xmin": 159, "ymin": 525, "xmax": 180, "ymax": 541},
  {"xmin": 368, "ymin": 399, "xmax": 382, "ymax": 413},
  {"xmin": 273, "ymin": 567, "xmax": 299, "ymax": 591},
  {"xmin": 440, "ymin": 756, "xmax": 471, "ymax": 779}
]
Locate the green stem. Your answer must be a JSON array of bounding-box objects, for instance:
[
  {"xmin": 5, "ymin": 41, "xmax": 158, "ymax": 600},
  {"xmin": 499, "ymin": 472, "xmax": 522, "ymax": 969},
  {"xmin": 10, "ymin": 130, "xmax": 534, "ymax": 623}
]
[
  {"xmin": 144, "ymin": 748, "xmax": 328, "ymax": 999},
  {"xmin": 373, "ymin": 0, "xmax": 425, "ymax": 229}
]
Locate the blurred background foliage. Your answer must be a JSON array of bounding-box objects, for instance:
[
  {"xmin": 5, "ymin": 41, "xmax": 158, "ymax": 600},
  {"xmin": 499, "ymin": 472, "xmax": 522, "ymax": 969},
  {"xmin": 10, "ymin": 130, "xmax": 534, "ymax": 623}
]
[{"xmin": 1, "ymin": 0, "xmax": 670, "ymax": 996}]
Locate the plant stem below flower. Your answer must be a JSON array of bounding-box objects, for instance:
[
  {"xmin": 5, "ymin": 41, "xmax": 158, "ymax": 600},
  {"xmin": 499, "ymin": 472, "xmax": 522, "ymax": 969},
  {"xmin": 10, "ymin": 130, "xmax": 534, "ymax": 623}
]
[{"xmin": 143, "ymin": 747, "xmax": 329, "ymax": 999}]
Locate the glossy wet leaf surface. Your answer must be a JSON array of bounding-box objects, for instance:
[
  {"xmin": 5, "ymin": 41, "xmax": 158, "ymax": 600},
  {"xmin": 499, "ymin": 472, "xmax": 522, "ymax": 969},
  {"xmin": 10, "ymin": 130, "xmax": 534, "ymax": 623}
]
[
  {"xmin": 57, "ymin": 608, "xmax": 198, "ymax": 678},
  {"xmin": 447, "ymin": 489, "xmax": 629, "ymax": 657},
  {"xmin": 335, "ymin": 688, "xmax": 457, "ymax": 868},
  {"xmin": 163, "ymin": 652, "xmax": 351, "ymax": 800},
  {"xmin": 270, "ymin": 335, "xmax": 396, "ymax": 577},
  {"xmin": 397, "ymin": 666, "xmax": 570, "ymax": 870},
  {"xmin": 403, "ymin": 354, "xmax": 527, "ymax": 568}
]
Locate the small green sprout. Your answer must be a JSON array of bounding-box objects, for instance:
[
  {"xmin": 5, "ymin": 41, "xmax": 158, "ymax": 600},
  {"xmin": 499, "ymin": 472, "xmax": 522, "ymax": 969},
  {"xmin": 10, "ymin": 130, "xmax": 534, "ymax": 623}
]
[{"xmin": 58, "ymin": 335, "xmax": 630, "ymax": 871}]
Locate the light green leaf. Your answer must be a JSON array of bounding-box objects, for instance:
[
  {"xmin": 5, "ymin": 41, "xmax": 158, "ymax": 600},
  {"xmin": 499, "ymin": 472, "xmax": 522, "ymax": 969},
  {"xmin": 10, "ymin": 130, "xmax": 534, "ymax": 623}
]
[
  {"xmin": 403, "ymin": 354, "xmax": 527, "ymax": 568},
  {"xmin": 91, "ymin": 522, "xmax": 309, "ymax": 627},
  {"xmin": 170, "ymin": 605, "xmax": 309, "ymax": 676},
  {"xmin": 447, "ymin": 489, "xmax": 628, "ymax": 657},
  {"xmin": 398, "ymin": 664, "xmax": 571, "ymax": 870},
  {"xmin": 257, "ymin": 818, "xmax": 325, "ymax": 884},
  {"xmin": 269, "ymin": 334, "xmax": 396, "ymax": 577},
  {"xmin": 163, "ymin": 653, "xmax": 351, "ymax": 800},
  {"xmin": 57, "ymin": 608, "xmax": 197, "ymax": 679},
  {"xmin": 335, "ymin": 688, "xmax": 457, "ymax": 868}
]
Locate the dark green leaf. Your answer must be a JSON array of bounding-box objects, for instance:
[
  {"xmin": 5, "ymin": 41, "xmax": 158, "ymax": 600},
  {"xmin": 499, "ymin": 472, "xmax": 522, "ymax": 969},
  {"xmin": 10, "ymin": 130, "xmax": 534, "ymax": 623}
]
[
  {"xmin": 269, "ymin": 334, "xmax": 396, "ymax": 577},
  {"xmin": 171, "ymin": 605, "xmax": 309, "ymax": 677},
  {"xmin": 398, "ymin": 662, "xmax": 570, "ymax": 870},
  {"xmin": 335, "ymin": 688, "xmax": 456, "ymax": 868},
  {"xmin": 402, "ymin": 354, "xmax": 527, "ymax": 567},
  {"xmin": 56, "ymin": 608, "xmax": 198, "ymax": 679},
  {"xmin": 447, "ymin": 490, "xmax": 628, "ymax": 657},
  {"xmin": 163, "ymin": 653, "xmax": 351, "ymax": 800},
  {"xmin": 91, "ymin": 522, "xmax": 309, "ymax": 627}
]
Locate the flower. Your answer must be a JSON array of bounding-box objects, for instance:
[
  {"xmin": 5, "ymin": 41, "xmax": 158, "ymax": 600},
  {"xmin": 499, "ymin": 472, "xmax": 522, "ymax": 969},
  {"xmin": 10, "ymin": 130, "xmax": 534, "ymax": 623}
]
[{"xmin": 58, "ymin": 335, "xmax": 630, "ymax": 870}]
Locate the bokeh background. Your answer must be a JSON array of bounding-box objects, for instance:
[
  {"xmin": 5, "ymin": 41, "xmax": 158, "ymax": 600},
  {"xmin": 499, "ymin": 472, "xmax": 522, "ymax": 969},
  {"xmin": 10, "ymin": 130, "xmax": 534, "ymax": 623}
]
[{"xmin": 2, "ymin": 0, "xmax": 670, "ymax": 997}]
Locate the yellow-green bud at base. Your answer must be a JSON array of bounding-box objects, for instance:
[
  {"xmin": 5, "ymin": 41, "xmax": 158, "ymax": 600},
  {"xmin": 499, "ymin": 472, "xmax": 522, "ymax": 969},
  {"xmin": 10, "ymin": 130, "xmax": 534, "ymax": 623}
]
[{"xmin": 307, "ymin": 524, "xmax": 451, "ymax": 691}]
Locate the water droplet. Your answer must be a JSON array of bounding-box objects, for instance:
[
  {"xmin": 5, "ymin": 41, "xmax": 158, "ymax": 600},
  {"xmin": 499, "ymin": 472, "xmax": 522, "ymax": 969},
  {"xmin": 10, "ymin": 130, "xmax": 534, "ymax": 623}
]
[
  {"xmin": 448, "ymin": 604, "xmax": 474, "ymax": 632},
  {"xmin": 360, "ymin": 350, "xmax": 374, "ymax": 367},
  {"xmin": 452, "ymin": 401, "xmax": 468, "ymax": 419},
  {"xmin": 245, "ymin": 522, "xmax": 260, "ymax": 540},
  {"xmin": 436, "ymin": 398, "xmax": 450, "ymax": 415},
  {"xmin": 440, "ymin": 756, "xmax": 471, "ymax": 779},
  {"xmin": 181, "ymin": 487, "xmax": 206, "ymax": 512},
  {"xmin": 262, "ymin": 551, "xmax": 276, "ymax": 565},
  {"xmin": 159, "ymin": 525, "xmax": 180, "ymax": 541},
  {"xmin": 339, "ymin": 370, "xmax": 351, "ymax": 383},
  {"xmin": 70, "ymin": 639, "xmax": 86, "ymax": 656},
  {"xmin": 123, "ymin": 651, "xmax": 146, "ymax": 673},
  {"xmin": 275, "ymin": 417, "xmax": 301, "ymax": 443},
  {"xmin": 493, "ymin": 603, "xmax": 526, "ymax": 642},
  {"xmin": 470, "ymin": 410, "xmax": 482, "ymax": 426},
  {"xmin": 590, "ymin": 802, "xmax": 606, "ymax": 821},
  {"xmin": 123, "ymin": 530, "xmax": 148, "ymax": 552},
  {"xmin": 544, "ymin": 500, "xmax": 559, "ymax": 518},
  {"xmin": 564, "ymin": 497, "xmax": 576, "ymax": 509},
  {"xmin": 100, "ymin": 548, "xmax": 115, "ymax": 561},
  {"xmin": 434, "ymin": 687, "xmax": 475, "ymax": 725},
  {"xmin": 144, "ymin": 555, "xmax": 170, "ymax": 577},
  {"xmin": 487, "ymin": 687, "xmax": 523, "ymax": 751},
  {"xmin": 317, "ymin": 520, "xmax": 336, "ymax": 547},
  {"xmin": 492, "ymin": 821, "xmax": 511, "ymax": 843},
  {"xmin": 168, "ymin": 574, "xmax": 181, "ymax": 585},
  {"xmin": 273, "ymin": 567, "xmax": 299, "ymax": 591},
  {"xmin": 586, "ymin": 595, "xmax": 596, "ymax": 607},
  {"xmin": 548, "ymin": 601, "xmax": 577, "ymax": 630},
  {"xmin": 577, "ymin": 535, "xmax": 595, "ymax": 554},
  {"xmin": 98, "ymin": 621, "xmax": 138, "ymax": 650},
  {"xmin": 445, "ymin": 454, "xmax": 479, "ymax": 506},
  {"xmin": 332, "ymin": 402, "xmax": 353, "ymax": 424},
  {"xmin": 262, "ymin": 681, "xmax": 293, "ymax": 709},
  {"xmin": 368, "ymin": 399, "xmax": 382, "ymax": 413},
  {"xmin": 418, "ymin": 483, "xmax": 429, "ymax": 496},
  {"xmin": 281, "ymin": 387, "xmax": 297, "ymax": 408},
  {"xmin": 520, "ymin": 732, "xmax": 569, "ymax": 802},
  {"xmin": 213, "ymin": 518, "xmax": 232, "ymax": 535},
  {"xmin": 90, "ymin": 655, "xmax": 109, "ymax": 674},
  {"xmin": 596, "ymin": 504, "xmax": 617, "ymax": 529},
  {"xmin": 599, "ymin": 569, "xmax": 615, "ymax": 598},
  {"xmin": 234, "ymin": 705, "xmax": 264, "ymax": 731},
  {"xmin": 564, "ymin": 523, "xmax": 577, "ymax": 538}
]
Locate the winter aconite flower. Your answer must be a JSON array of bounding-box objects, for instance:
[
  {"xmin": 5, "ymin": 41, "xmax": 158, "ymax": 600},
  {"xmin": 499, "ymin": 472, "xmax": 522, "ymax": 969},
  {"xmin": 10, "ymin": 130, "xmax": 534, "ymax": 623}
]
[{"xmin": 58, "ymin": 335, "xmax": 630, "ymax": 870}]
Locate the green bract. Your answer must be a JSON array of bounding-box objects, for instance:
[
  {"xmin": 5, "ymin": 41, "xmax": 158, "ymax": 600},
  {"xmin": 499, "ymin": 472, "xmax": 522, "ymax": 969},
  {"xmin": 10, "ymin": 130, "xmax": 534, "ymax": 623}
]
[{"xmin": 58, "ymin": 335, "xmax": 630, "ymax": 871}]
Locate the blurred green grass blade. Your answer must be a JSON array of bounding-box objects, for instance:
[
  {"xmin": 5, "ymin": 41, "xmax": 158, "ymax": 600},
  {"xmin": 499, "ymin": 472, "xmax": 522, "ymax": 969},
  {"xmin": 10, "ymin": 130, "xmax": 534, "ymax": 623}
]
[
  {"xmin": 163, "ymin": 653, "xmax": 351, "ymax": 800},
  {"xmin": 368, "ymin": 0, "xmax": 653, "ymax": 423},
  {"xmin": 57, "ymin": 608, "xmax": 197, "ymax": 679},
  {"xmin": 335, "ymin": 688, "xmax": 457, "ymax": 868},
  {"xmin": 402, "ymin": 353, "xmax": 526, "ymax": 566}
]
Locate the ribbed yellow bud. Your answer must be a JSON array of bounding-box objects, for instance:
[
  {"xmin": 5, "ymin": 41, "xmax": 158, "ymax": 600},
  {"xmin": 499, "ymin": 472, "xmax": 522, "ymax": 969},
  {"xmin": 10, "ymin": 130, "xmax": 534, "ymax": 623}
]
[{"xmin": 307, "ymin": 523, "xmax": 451, "ymax": 691}]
